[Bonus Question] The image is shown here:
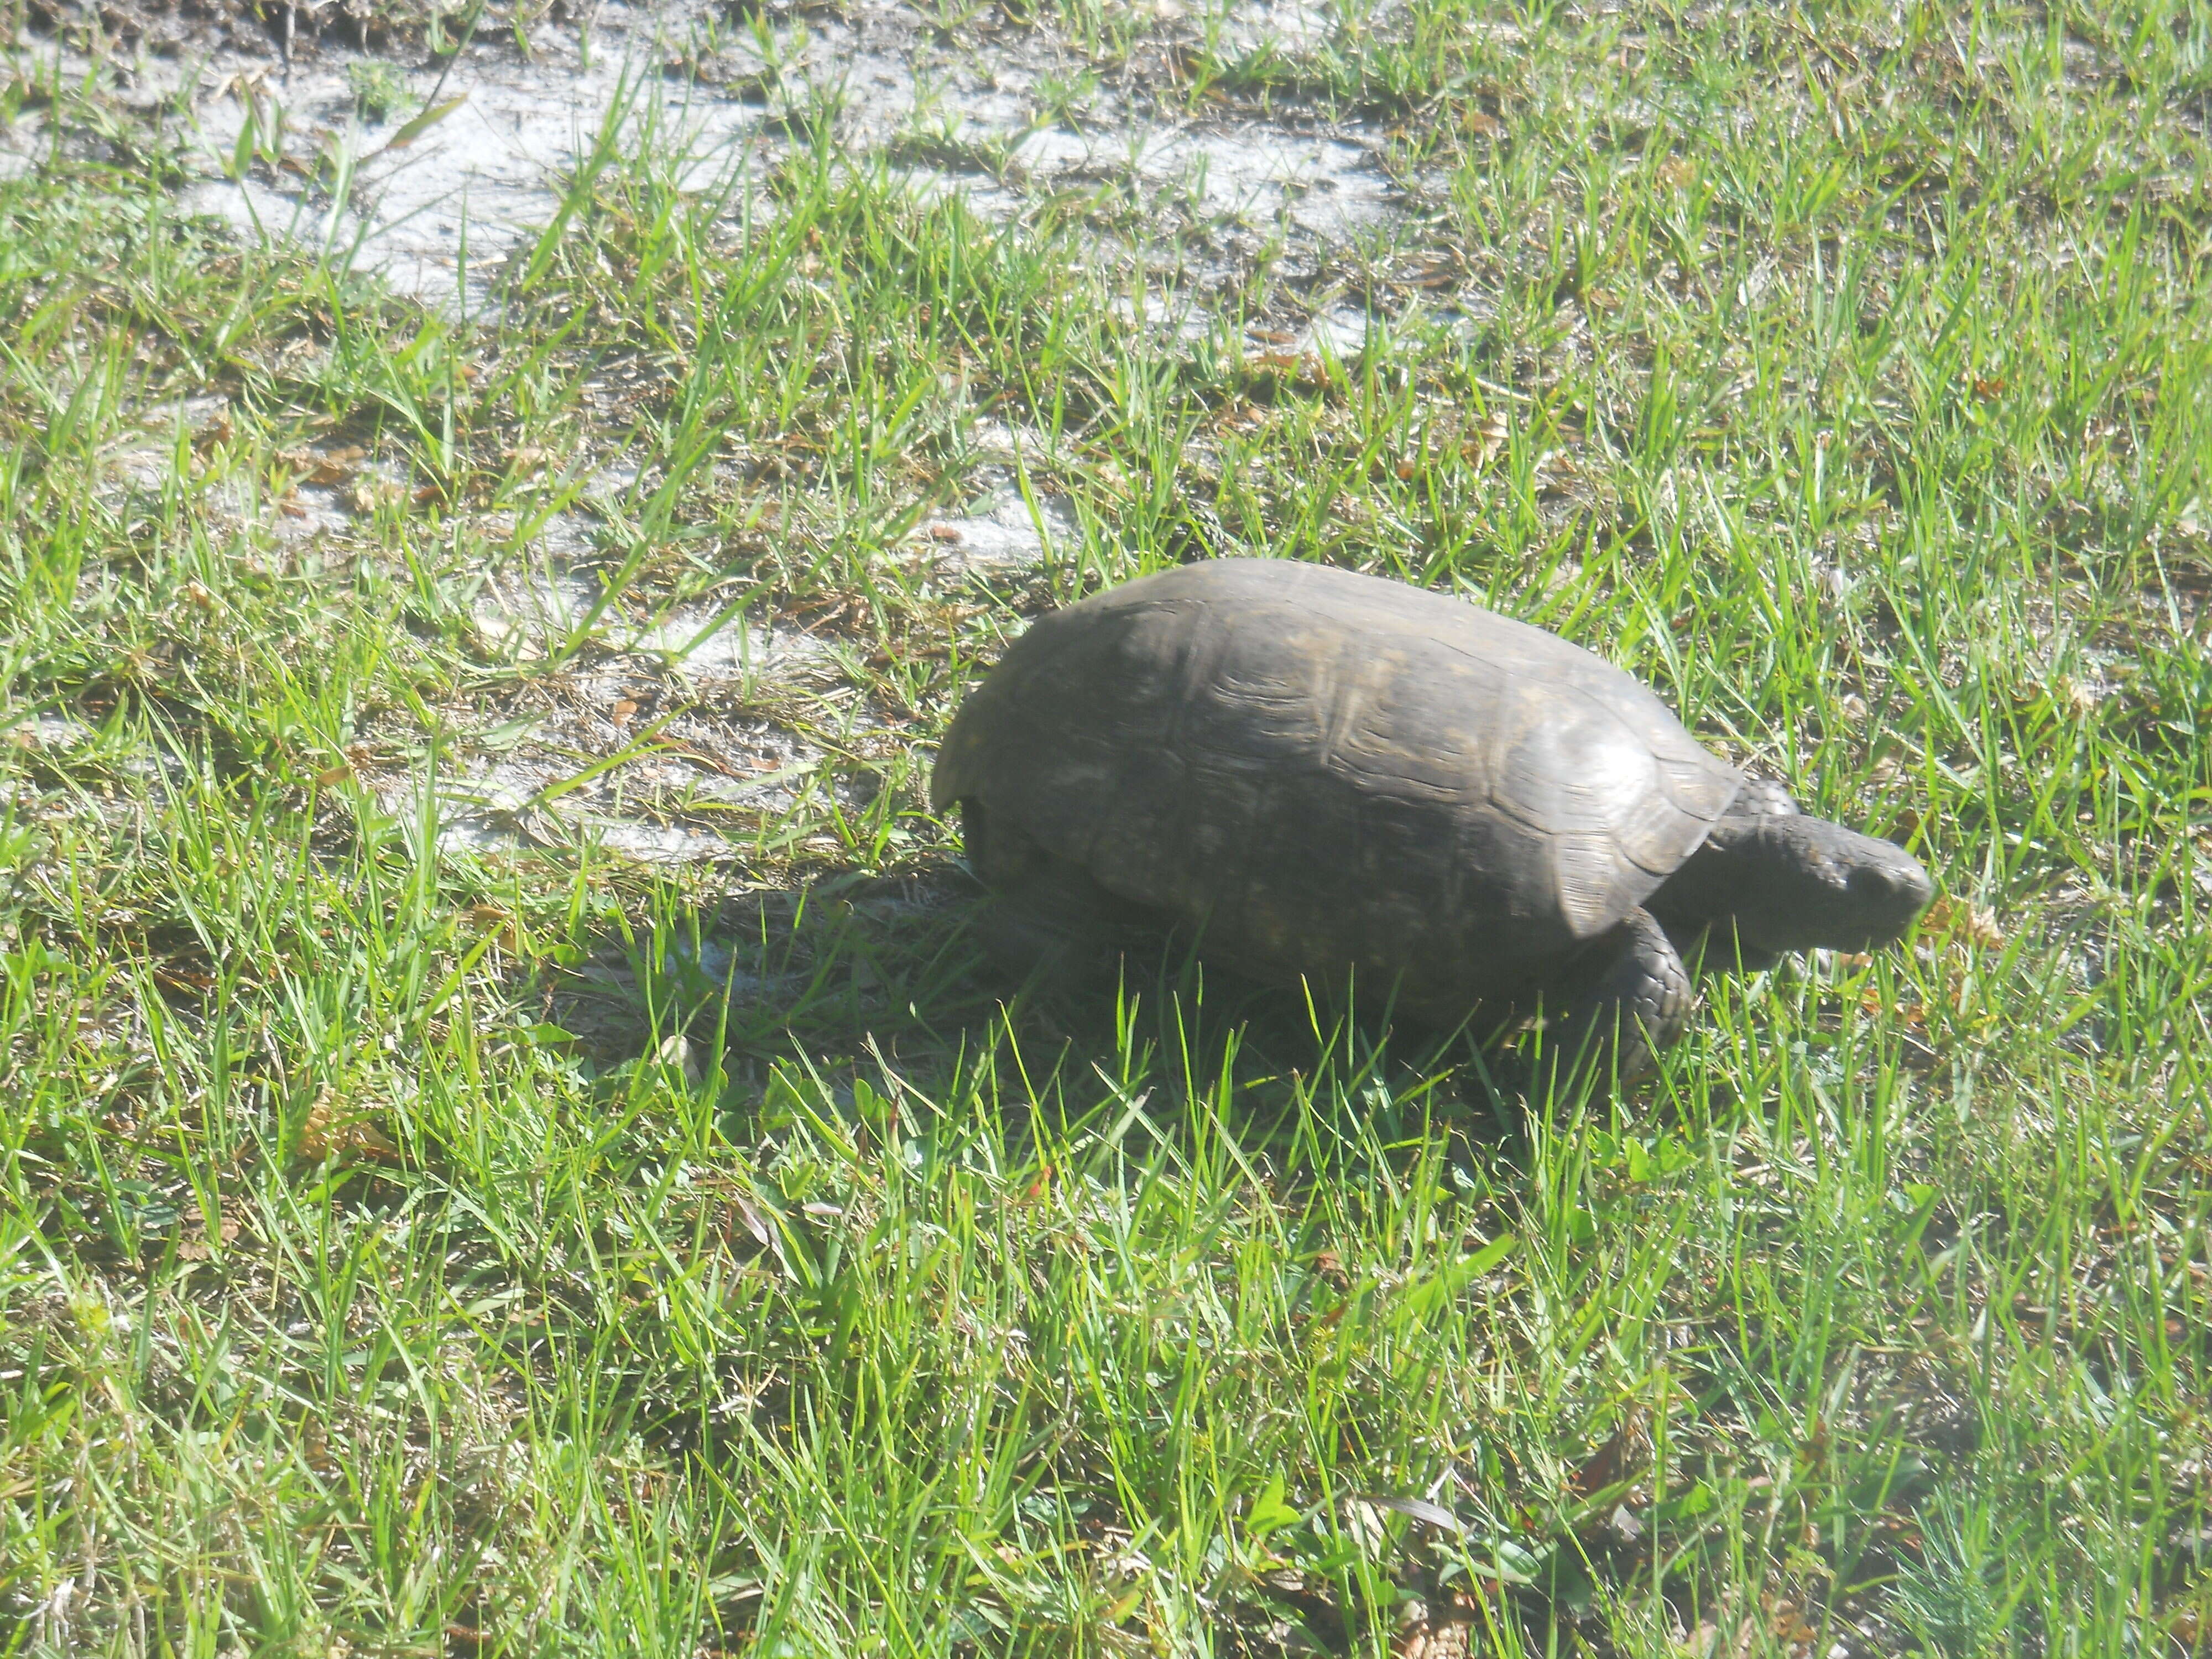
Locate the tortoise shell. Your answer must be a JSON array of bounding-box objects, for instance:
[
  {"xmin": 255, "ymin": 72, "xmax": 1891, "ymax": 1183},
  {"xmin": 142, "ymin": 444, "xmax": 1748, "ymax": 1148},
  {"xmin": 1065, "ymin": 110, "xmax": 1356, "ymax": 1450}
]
[{"xmin": 931, "ymin": 559, "xmax": 1744, "ymax": 1017}]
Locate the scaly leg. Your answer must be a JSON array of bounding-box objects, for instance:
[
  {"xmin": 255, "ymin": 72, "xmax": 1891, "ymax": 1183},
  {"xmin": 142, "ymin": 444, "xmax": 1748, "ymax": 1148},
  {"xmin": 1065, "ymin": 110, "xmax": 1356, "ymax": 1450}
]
[
  {"xmin": 1528, "ymin": 906, "xmax": 1692, "ymax": 1099},
  {"xmin": 959, "ymin": 800, "xmax": 1159, "ymax": 993}
]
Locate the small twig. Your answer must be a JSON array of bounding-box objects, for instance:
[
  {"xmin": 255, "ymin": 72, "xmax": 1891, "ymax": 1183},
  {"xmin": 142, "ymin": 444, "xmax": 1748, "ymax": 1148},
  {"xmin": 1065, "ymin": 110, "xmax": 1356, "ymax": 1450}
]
[{"xmin": 1784, "ymin": 14, "xmax": 1861, "ymax": 75}]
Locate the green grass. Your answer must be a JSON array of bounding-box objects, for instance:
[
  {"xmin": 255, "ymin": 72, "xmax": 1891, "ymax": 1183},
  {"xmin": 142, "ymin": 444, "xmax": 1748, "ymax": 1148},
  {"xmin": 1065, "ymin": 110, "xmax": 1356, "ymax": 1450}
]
[{"xmin": 2, "ymin": 1, "xmax": 2210, "ymax": 1653}]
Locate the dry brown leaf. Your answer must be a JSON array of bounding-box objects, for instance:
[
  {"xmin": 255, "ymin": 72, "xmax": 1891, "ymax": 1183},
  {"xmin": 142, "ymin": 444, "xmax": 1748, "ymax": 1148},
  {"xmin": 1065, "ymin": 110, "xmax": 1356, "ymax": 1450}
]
[
  {"xmin": 1395, "ymin": 1614, "xmax": 1472, "ymax": 1658},
  {"xmin": 1924, "ymin": 896, "xmax": 2005, "ymax": 948},
  {"xmin": 309, "ymin": 445, "xmax": 366, "ymax": 483},
  {"xmin": 297, "ymin": 1091, "xmax": 401, "ymax": 1164},
  {"xmin": 1254, "ymin": 348, "xmax": 1322, "ymax": 380},
  {"xmin": 1395, "ymin": 1592, "xmax": 1482, "ymax": 1658},
  {"xmin": 466, "ymin": 905, "xmax": 520, "ymax": 953},
  {"xmin": 275, "ymin": 445, "xmax": 364, "ymax": 486},
  {"xmin": 1469, "ymin": 408, "xmax": 1511, "ymax": 467},
  {"xmin": 1570, "ymin": 1410, "xmax": 1646, "ymax": 1498},
  {"xmin": 1767, "ymin": 1597, "xmax": 1818, "ymax": 1656},
  {"xmin": 732, "ymin": 1193, "xmax": 772, "ymax": 1248},
  {"xmin": 176, "ymin": 1203, "xmax": 243, "ymax": 1262}
]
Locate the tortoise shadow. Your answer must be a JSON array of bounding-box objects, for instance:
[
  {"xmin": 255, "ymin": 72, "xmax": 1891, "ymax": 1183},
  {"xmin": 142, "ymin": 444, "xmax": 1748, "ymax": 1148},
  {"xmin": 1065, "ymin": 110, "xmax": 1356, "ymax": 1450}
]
[{"xmin": 554, "ymin": 857, "xmax": 1543, "ymax": 1160}]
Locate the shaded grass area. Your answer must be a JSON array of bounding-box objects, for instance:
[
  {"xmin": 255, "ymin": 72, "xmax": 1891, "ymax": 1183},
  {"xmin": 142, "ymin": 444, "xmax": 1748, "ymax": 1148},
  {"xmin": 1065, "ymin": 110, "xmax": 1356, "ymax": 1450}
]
[{"xmin": 3, "ymin": 0, "xmax": 2211, "ymax": 1653}]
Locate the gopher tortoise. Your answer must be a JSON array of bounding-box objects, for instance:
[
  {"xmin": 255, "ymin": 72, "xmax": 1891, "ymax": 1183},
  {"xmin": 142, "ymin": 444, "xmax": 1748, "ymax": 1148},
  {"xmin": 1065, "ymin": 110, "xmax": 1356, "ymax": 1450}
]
[{"xmin": 931, "ymin": 559, "xmax": 1932, "ymax": 1087}]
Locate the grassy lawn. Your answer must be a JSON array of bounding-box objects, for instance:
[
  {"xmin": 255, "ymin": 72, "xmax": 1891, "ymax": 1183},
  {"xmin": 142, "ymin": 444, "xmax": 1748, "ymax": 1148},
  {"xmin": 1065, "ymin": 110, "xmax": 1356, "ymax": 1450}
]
[{"xmin": 3, "ymin": 0, "xmax": 2210, "ymax": 1653}]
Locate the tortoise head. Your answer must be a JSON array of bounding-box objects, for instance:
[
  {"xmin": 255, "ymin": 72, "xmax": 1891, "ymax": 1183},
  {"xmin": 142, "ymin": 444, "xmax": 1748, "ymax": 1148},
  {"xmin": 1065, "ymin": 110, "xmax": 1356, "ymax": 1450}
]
[{"xmin": 1654, "ymin": 811, "xmax": 1934, "ymax": 958}]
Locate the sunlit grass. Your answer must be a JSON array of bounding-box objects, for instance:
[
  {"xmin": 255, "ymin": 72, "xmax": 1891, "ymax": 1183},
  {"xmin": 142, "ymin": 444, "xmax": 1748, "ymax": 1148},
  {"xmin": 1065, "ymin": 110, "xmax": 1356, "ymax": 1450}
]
[{"xmin": 2, "ymin": 0, "xmax": 2209, "ymax": 1653}]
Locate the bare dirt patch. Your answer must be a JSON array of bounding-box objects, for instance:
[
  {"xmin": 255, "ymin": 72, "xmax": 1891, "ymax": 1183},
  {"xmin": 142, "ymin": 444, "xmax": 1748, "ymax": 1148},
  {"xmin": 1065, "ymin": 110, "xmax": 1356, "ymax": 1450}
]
[{"xmin": 7, "ymin": 0, "xmax": 1411, "ymax": 867}]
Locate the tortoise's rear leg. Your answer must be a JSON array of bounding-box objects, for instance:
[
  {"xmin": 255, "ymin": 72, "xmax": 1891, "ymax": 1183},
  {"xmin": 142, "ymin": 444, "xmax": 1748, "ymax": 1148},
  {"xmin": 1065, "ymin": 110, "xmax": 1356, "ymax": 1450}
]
[
  {"xmin": 975, "ymin": 878, "xmax": 1128, "ymax": 992},
  {"xmin": 1528, "ymin": 907, "xmax": 1692, "ymax": 1099},
  {"xmin": 958, "ymin": 800, "xmax": 1152, "ymax": 993}
]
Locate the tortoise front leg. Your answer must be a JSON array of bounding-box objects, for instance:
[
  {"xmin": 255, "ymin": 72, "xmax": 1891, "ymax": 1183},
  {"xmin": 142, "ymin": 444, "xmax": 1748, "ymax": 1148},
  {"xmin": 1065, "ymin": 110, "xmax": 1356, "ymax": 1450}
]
[{"xmin": 1529, "ymin": 906, "xmax": 1692, "ymax": 1098}]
